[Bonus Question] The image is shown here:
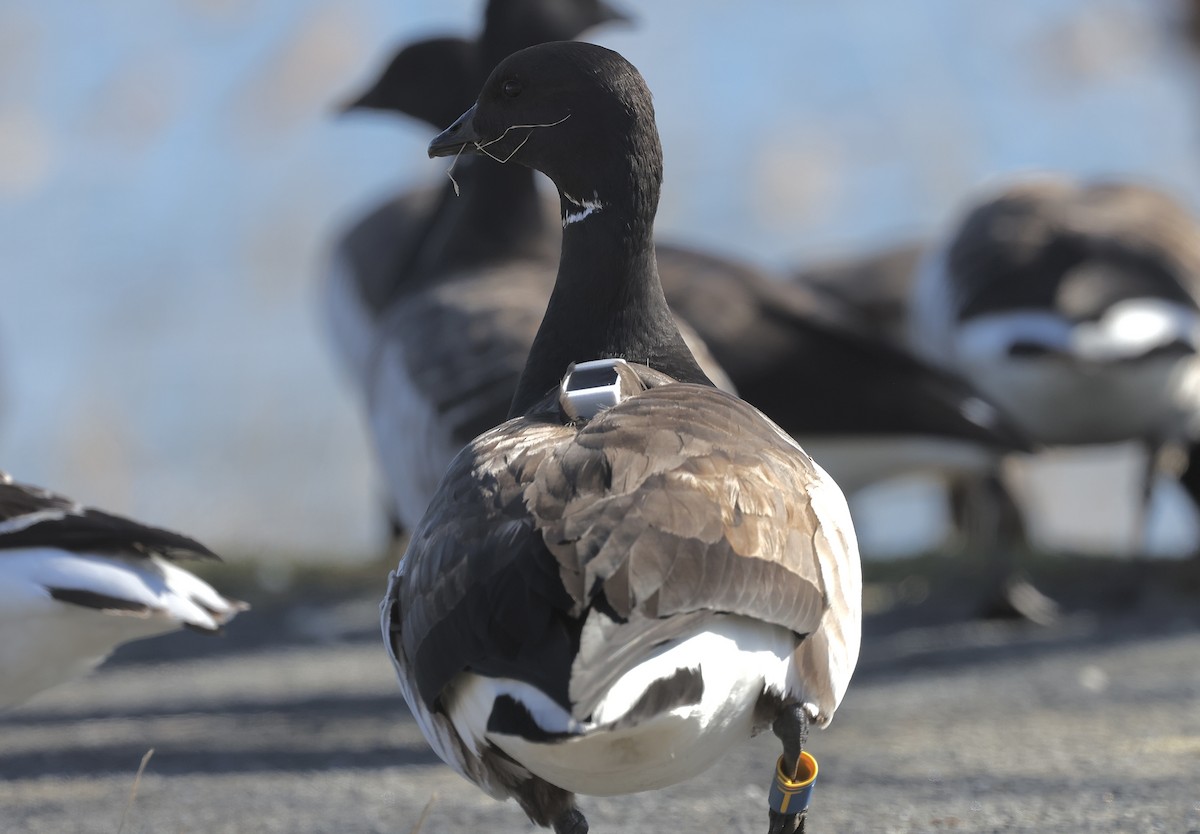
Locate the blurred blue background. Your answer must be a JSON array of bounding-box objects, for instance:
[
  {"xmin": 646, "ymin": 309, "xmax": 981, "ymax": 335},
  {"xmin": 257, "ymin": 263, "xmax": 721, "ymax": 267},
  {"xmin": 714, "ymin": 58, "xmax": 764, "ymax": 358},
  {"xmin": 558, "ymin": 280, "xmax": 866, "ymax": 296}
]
[{"xmin": 2, "ymin": 0, "xmax": 1198, "ymax": 559}]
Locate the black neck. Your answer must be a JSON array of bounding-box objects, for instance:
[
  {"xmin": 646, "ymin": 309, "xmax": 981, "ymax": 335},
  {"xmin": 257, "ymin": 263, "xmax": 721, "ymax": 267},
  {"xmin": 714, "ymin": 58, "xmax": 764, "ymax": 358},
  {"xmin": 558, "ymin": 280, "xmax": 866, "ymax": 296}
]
[
  {"xmin": 401, "ymin": 157, "xmax": 553, "ymax": 294},
  {"xmin": 508, "ymin": 186, "xmax": 713, "ymax": 418}
]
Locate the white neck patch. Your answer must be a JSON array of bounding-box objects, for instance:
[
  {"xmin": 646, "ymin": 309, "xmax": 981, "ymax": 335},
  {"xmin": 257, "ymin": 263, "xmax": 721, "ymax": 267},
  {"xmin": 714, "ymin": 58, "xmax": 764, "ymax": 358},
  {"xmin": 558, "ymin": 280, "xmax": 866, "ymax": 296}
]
[{"xmin": 562, "ymin": 190, "xmax": 605, "ymax": 228}]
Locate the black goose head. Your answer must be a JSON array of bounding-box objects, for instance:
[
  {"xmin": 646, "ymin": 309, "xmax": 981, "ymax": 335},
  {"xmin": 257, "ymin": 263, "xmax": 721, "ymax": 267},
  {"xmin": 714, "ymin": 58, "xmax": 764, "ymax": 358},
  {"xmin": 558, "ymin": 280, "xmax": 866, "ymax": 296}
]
[
  {"xmin": 429, "ymin": 41, "xmax": 663, "ymax": 218},
  {"xmin": 338, "ymin": 0, "xmax": 626, "ymax": 129},
  {"xmin": 1186, "ymin": 0, "xmax": 1200, "ymax": 55},
  {"xmin": 338, "ymin": 37, "xmax": 477, "ymax": 128},
  {"xmin": 481, "ymin": 0, "xmax": 629, "ymax": 67}
]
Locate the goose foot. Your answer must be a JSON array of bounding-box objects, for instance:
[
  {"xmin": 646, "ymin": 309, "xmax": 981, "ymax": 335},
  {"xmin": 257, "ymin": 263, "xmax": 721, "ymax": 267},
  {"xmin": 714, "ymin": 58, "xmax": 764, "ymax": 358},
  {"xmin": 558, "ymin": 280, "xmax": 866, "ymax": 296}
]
[
  {"xmin": 768, "ymin": 808, "xmax": 807, "ymax": 834},
  {"xmin": 980, "ymin": 573, "xmax": 1059, "ymax": 626},
  {"xmin": 553, "ymin": 807, "xmax": 588, "ymax": 834}
]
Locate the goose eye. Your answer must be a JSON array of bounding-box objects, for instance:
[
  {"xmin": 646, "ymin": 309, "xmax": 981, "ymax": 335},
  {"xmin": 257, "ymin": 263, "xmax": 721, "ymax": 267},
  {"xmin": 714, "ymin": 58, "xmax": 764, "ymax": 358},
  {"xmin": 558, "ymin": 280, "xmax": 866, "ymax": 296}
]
[{"xmin": 502, "ymin": 79, "xmax": 522, "ymax": 98}]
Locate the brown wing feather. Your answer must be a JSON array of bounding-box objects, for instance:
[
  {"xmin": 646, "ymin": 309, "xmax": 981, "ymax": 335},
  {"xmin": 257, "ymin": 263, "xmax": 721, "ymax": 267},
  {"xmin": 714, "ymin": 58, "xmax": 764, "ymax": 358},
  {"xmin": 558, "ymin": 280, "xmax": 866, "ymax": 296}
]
[{"xmin": 528, "ymin": 384, "xmax": 831, "ymax": 633}]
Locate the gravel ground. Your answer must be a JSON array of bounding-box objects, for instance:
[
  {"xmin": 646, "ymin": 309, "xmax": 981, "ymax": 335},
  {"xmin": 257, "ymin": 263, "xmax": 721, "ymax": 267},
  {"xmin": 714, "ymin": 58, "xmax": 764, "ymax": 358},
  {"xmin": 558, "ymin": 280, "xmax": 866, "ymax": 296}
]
[{"xmin": 2, "ymin": 570, "xmax": 1199, "ymax": 834}]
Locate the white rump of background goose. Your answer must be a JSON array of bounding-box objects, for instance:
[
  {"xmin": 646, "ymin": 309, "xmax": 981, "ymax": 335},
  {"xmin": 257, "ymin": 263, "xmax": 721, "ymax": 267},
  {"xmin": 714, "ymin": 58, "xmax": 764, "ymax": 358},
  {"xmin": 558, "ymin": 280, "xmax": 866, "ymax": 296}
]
[
  {"xmin": 382, "ymin": 41, "xmax": 861, "ymax": 834},
  {"xmin": 0, "ymin": 472, "xmax": 246, "ymax": 709}
]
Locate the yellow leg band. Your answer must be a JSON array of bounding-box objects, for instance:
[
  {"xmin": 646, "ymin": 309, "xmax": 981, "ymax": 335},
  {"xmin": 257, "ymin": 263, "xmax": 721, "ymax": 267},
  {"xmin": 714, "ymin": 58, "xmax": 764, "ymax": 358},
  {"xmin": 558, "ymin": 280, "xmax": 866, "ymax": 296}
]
[{"xmin": 768, "ymin": 751, "xmax": 818, "ymax": 814}]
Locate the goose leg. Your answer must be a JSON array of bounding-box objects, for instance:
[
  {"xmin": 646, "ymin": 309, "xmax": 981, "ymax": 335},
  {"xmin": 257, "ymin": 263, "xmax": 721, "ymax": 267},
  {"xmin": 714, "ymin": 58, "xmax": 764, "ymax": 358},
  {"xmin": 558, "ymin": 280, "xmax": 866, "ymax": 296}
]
[
  {"xmin": 1133, "ymin": 438, "xmax": 1165, "ymax": 557},
  {"xmin": 508, "ymin": 771, "xmax": 585, "ymax": 834},
  {"xmin": 1178, "ymin": 441, "xmax": 1200, "ymax": 559},
  {"xmin": 387, "ymin": 508, "xmax": 406, "ymax": 543},
  {"xmin": 552, "ymin": 808, "xmax": 588, "ymax": 834},
  {"xmin": 383, "ymin": 505, "xmax": 408, "ymax": 563},
  {"xmin": 768, "ymin": 704, "xmax": 815, "ymax": 834},
  {"xmin": 956, "ymin": 468, "xmax": 1058, "ymax": 625}
]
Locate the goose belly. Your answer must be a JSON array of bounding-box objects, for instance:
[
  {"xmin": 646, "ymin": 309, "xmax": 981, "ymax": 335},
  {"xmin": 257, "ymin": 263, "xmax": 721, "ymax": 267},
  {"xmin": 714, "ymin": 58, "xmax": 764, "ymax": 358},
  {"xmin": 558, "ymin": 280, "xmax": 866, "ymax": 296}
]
[{"xmin": 448, "ymin": 617, "xmax": 798, "ymax": 797}]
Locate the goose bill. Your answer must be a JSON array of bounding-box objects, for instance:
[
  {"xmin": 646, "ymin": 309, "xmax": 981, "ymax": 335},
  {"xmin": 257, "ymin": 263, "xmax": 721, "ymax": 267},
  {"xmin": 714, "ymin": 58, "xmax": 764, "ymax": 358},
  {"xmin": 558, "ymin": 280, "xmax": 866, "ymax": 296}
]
[{"xmin": 428, "ymin": 104, "xmax": 481, "ymax": 158}]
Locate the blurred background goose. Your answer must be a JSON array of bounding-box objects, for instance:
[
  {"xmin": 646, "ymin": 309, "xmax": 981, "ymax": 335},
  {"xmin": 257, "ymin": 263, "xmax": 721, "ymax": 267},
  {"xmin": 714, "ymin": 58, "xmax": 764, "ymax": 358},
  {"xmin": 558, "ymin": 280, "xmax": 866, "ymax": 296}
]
[
  {"xmin": 386, "ymin": 41, "xmax": 860, "ymax": 834},
  {"xmin": 326, "ymin": 0, "xmax": 627, "ymax": 394},
  {"xmin": 0, "ymin": 472, "xmax": 246, "ymax": 709},
  {"xmin": 911, "ymin": 176, "xmax": 1200, "ymax": 552}
]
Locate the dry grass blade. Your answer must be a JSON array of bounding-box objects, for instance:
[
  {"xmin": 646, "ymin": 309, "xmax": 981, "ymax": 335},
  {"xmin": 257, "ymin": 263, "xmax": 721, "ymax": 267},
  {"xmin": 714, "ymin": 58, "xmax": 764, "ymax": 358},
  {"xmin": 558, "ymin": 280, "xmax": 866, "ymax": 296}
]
[
  {"xmin": 445, "ymin": 144, "xmax": 466, "ymax": 197},
  {"xmin": 408, "ymin": 794, "xmax": 438, "ymax": 834},
  {"xmin": 445, "ymin": 114, "xmax": 571, "ymax": 188},
  {"xmin": 475, "ymin": 114, "xmax": 571, "ymax": 164},
  {"xmin": 116, "ymin": 748, "xmax": 155, "ymax": 834}
]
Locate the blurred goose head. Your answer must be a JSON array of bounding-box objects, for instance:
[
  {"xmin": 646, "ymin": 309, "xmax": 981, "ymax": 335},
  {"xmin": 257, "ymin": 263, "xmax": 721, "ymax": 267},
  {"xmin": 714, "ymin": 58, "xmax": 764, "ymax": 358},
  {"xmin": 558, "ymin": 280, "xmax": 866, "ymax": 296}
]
[{"xmin": 339, "ymin": 0, "xmax": 628, "ymax": 127}]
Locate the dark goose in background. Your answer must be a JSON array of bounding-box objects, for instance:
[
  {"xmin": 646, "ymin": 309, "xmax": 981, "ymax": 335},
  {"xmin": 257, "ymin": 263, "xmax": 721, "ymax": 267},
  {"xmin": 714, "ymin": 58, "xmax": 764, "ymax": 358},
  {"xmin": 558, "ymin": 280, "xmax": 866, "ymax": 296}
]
[
  {"xmin": 325, "ymin": 0, "xmax": 627, "ymax": 391},
  {"xmin": 383, "ymin": 41, "xmax": 861, "ymax": 834},
  {"xmin": 0, "ymin": 472, "xmax": 246, "ymax": 709},
  {"xmin": 911, "ymin": 176, "xmax": 1200, "ymax": 550}
]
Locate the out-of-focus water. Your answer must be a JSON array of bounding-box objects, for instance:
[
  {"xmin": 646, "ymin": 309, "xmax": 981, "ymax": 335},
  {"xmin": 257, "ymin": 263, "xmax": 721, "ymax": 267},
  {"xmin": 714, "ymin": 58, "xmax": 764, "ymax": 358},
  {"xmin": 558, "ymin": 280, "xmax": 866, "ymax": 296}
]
[{"xmin": 1, "ymin": 0, "xmax": 1198, "ymax": 559}]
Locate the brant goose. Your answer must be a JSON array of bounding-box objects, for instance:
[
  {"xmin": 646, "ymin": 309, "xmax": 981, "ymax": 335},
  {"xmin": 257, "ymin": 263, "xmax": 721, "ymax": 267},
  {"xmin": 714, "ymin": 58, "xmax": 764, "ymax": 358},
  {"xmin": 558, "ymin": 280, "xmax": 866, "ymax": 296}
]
[
  {"xmin": 0, "ymin": 472, "xmax": 246, "ymax": 709},
  {"xmin": 326, "ymin": 0, "xmax": 627, "ymax": 391},
  {"xmin": 912, "ymin": 177, "xmax": 1200, "ymax": 549},
  {"xmin": 383, "ymin": 41, "xmax": 861, "ymax": 834}
]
